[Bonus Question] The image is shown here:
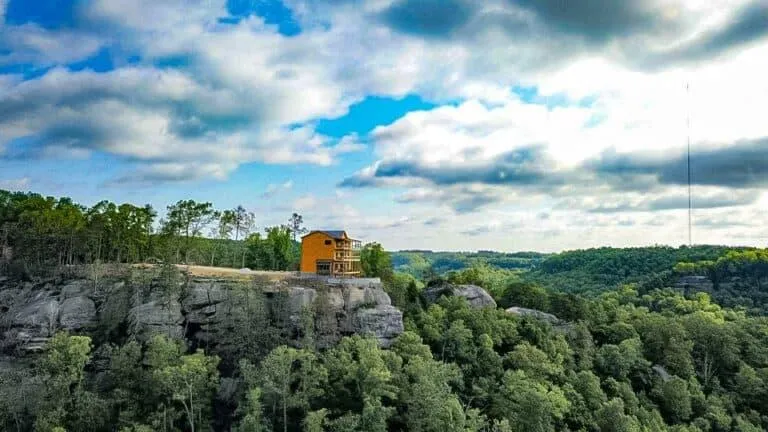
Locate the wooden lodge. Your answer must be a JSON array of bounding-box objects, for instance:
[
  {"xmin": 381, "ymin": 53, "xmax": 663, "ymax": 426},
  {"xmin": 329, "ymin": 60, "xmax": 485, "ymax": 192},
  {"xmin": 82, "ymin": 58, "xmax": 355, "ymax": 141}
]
[{"xmin": 300, "ymin": 230, "xmax": 362, "ymax": 277}]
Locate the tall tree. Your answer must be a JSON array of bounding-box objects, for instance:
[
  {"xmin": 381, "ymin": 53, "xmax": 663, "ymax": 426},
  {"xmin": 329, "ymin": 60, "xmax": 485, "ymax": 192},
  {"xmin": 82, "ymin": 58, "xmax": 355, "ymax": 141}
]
[
  {"xmin": 288, "ymin": 213, "xmax": 307, "ymax": 242},
  {"xmin": 230, "ymin": 206, "xmax": 255, "ymax": 267},
  {"xmin": 232, "ymin": 206, "xmax": 254, "ymax": 241},
  {"xmin": 162, "ymin": 200, "xmax": 217, "ymax": 264},
  {"xmin": 360, "ymin": 242, "xmax": 393, "ymax": 280},
  {"xmin": 152, "ymin": 350, "xmax": 220, "ymax": 432},
  {"xmin": 211, "ymin": 210, "xmax": 236, "ymax": 266}
]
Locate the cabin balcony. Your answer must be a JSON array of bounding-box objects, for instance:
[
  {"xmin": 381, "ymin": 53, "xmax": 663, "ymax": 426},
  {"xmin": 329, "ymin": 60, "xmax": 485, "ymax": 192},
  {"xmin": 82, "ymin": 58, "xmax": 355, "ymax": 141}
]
[{"xmin": 334, "ymin": 250, "xmax": 361, "ymax": 261}]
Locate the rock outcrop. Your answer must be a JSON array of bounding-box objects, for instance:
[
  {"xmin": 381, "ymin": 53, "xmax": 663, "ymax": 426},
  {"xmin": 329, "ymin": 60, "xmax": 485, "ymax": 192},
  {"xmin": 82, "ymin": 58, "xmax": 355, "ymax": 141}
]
[
  {"xmin": 129, "ymin": 300, "xmax": 185, "ymax": 340},
  {"xmin": 505, "ymin": 307, "xmax": 561, "ymax": 325},
  {"xmin": 424, "ymin": 284, "xmax": 497, "ymax": 309},
  {"xmin": 2, "ymin": 278, "xmax": 98, "ymax": 352},
  {"xmin": 351, "ymin": 305, "xmax": 404, "ymax": 348},
  {"xmin": 182, "ymin": 277, "xmax": 401, "ymax": 347},
  {"xmin": 652, "ymin": 364, "xmax": 672, "ymax": 382},
  {"xmin": 0, "ymin": 273, "xmax": 405, "ymax": 354},
  {"xmin": 59, "ymin": 296, "xmax": 96, "ymax": 330}
]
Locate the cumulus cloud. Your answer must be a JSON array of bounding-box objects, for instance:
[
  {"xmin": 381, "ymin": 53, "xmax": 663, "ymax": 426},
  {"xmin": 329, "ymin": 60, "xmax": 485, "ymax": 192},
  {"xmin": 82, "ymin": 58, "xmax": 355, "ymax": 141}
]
[
  {"xmin": 637, "ymin": 1, "xmax": 768, "ymax": 68},
  {"xmin": 340, "ymin": 94, "xmax": 768, "ymax": 214},
  {"xmin": 0, "ymin": 25, "xmax": 103, "ymax": 66},
  {"xmin": 394, "ymin": 185, "xmax": 510, "ymax": 213},
  {"xmin": 586, "ymin": 190, "xmax": 760, "ymax": 213},
  {"xmin": 368, "ymin": 0, "xmax": 766, "ymax": 73},
  {"xmin": 590, "ymin": 138, "xmax": 768, "ymax": 189},
  {"xmin": 0, "ymin": 51, "xmax": 361, "ymax": 183},
  {"xmin": 378, "ymin": 0, "xmax": 476, "ymax": 39},
  {"xmin": 0, "ymin": 176, "xmax": 30, "ymax": 191}
]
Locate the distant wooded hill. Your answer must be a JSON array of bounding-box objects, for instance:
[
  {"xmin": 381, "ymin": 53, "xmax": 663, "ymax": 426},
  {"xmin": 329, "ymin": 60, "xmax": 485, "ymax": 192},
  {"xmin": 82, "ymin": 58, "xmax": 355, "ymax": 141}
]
[{"xmin": 391, "ymin": 250, "xmax": 549, "ymax": 277}]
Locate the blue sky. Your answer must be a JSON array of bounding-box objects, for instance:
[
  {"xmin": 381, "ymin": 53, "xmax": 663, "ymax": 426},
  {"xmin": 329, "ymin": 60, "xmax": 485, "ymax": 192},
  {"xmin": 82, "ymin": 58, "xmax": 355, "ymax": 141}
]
[{"xmin": 1, "ymin": 0, "xmax": 768, "ymax": 251}]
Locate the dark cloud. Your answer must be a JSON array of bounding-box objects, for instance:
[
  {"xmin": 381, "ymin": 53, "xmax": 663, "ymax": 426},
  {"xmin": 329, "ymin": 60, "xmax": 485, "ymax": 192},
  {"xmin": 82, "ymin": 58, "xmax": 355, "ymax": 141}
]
[
  {"xmin": 373, "ymin": 0, "xmax": 766, "ymax": 71},
  {"xmin": 512, "ymin": 0, "xmax": 661, "ymax": 43},
  {"xmin": 341, "ymin": 146, "xmax": 564, "ymax": 188},
  {"xmin": 343, "ymin": 136, "xmax": 768, "ymax": 214},
  {"xmin": 452, "ymin": 194, "xmax": 500, "ymax": 214},
  {"xmin": 640, "ymin": 1, "xmax": 768, "ymax": 67},
  {"xmin": 423, "ymin": 217, "xmax": 444, "ymax": 226},
  {"xmin": 649, "ymin": 192, "xmax": 758, "ymax": 211},
  {"xmin": 393, "ymin": 185, "xmax": 507, "ymax": 213},
  {"xmin": 461, "ymin": 225, "xmax": 493, "ymax": 237},
  {"xmin": 106, "ymin": 161, "xmax": 231, "ymax": 187},
  {"xmin": 588, "ymin": 191, "xmax": 759, "ymax": 213},
  {"xmin": 107, "ymin": 169, "xmax": 198, "ymax": 187},
  {"xmin": 378, "ymin": 0, "xmax": 475, "ymax": 39},
  {"xmin": 338, "ymin": 173, "xmax": 381, "ymax": 188},
  {"xmin": 377, "ymin": 0, "xmax": 664, "ymax": 43},
  {"xmin": 590, "ymin": 137, "xmax": 768, "ymax": 189},
  {"xmin": 694, "ymin": 216, "xmax": 754, "ymax": 229}
]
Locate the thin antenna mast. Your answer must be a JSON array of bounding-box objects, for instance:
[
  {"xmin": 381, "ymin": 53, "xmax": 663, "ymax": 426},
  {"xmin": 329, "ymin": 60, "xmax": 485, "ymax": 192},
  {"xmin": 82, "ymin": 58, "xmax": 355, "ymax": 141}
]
[{"xmin": 686, "ymin": 82, "xmax": 692, "ymax": 247}]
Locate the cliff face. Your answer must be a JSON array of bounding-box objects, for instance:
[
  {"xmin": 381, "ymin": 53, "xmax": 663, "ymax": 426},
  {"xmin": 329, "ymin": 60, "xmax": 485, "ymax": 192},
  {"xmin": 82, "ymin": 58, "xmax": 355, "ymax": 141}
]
[
  {"xmin": 0, "ymin": 272, "xmax": 404, "ymax": 357},
  {"xmin": 180, "ymin": 276, "xmax": 403, "ymax": 348}
]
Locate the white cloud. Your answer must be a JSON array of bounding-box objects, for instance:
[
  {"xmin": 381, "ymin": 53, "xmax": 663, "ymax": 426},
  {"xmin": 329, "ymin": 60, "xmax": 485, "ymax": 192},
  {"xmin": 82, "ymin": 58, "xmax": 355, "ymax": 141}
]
[
  {"xmin": 0, "ymin": 177, "xmax": 30, "ymax": 191},
  {"xmin": 262, "ymin": 180, "xmax": 294, "ymax": 198}
]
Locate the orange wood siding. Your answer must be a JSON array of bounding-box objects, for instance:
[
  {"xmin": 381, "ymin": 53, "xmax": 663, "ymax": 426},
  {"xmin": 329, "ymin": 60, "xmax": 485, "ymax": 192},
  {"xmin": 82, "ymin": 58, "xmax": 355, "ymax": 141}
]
[{"xmin": 300, "ymin": 232, "xmax": 336, "ymax": 273}]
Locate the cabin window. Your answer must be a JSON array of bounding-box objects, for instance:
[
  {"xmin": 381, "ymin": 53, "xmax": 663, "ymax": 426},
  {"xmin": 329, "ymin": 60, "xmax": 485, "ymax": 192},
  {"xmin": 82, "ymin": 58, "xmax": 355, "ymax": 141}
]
[
  {"xmin": 316, "ymin": 260, "xmax": 331, "ymax": 275},
  {"xmin": 324, "ymin": 240, "xmax": 332, "ymax": 245}
]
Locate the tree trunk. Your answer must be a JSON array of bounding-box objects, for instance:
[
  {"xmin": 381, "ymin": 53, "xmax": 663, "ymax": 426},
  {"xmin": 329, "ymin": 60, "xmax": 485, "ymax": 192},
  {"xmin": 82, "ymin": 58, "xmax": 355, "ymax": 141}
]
[{"xmin": 189, "ymin": 385, "xmax": 195, "ymax": 432}]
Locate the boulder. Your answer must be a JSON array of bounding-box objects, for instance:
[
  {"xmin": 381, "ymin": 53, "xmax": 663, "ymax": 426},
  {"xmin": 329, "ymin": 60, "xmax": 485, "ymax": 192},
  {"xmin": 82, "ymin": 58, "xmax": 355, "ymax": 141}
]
[
  {"xmin": 20, "ymin": 337, "xmax": 49, "ymax": 353},
  {"xmin": 424, "ymin": 284, "xmax": 497, "ymax": 309},
  {"xmin": 364, "ymin": 288, "xmax": 391, "ymax": 307},
  {"xmin": 316, "ymin": 288, "xmax": 345, "ymax": 311},
  {"xmin": 129, "ymin": 300, "xmax": 184, "ymax": 340},
  {"xmin": 3, "ymin": 329, "xmax": 49, "ymax": 353},
  {"xmin": 344, "ymin": 287, "xmax": 366, "ymax": 311},
  {"xmin": 652, "ymin": 364, "xmax": 672, "ymax": 382},
  {"xmin": 60, "ymin": 280, "xmax": 92, "ymax": 300},
  {"xmin": 505, "ymin": 307, "xmax": 561, "ymax": 324},
  {"xmin": 345, "ymin": 287, "xmax": 392, "ymax": 311},
  {"xmin": 289, "ymin": 287, "xmax": 318, "ymax": 314},
  {"xmin": 12, "ymin": 298, "xmax": 60, "ymax": 333},
  {"xmin": 328, "ymin": 277, "xmax": 383, "ymax": 290},
  {"xmin": 351, "ymin": 305, "xmax": 404, "ymax": 348},
  {"xmin": 59, "ymin": 296, "xmax": 96, "ymax": 330},
  {"xmin": 183, "ymin": 281, "xmax": 226, "ymax": 310}
]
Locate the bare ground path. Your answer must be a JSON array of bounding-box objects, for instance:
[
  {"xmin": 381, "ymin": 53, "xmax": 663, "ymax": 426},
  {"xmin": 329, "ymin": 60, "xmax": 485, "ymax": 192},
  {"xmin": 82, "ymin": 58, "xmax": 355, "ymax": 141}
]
[{"xmin": 131, "ymin": 264, "xmax": 295, "ymax": 281}]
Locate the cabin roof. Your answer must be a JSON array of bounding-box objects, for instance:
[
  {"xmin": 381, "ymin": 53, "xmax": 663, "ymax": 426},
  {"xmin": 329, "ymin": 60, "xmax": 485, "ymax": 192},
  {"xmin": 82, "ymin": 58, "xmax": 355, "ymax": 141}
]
[{"xmin": 302, "ymin": 230, "xmax": 358, "ymax": 241}]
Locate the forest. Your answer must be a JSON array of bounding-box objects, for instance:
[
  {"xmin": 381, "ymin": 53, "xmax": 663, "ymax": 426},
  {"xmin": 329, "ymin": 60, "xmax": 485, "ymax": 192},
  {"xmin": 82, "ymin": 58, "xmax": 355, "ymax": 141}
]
[
  {"xmin": 0, "ymin": 190, "xmax": 306, "ymax": 276},
  {"xmin": 2, "ymin": 189, "xmax": 768, "ymax": 432}
]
